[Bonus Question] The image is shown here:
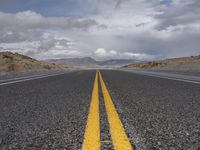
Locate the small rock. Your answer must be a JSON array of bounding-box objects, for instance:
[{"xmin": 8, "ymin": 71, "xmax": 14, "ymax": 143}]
[{"xmin": 157, "ymin": 141, "xmax": 161, "ymax": 146}]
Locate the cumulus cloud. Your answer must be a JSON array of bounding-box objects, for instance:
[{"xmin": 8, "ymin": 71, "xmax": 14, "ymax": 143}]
[
  {"xmin": 94, "ymin": 48, "xmax": 154, "ymax": 60},
  {"xmin": 0, "ymin": 10, "xmax": 100, "ymax": 59},
  {"xmin": 0, "ymin": 33, "xmax": 83, "ymax": 59},
  {"xmin": 94, "ymin": 48, "xmax": 117, "ymax": 58}
]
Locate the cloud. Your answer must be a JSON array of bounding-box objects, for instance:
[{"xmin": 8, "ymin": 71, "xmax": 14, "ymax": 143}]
[
  {"xmin": 0, "ymin": 30, "xmax": 43, "ymax": 43},
  {"xmin": 38, "ymin": 38, "xmax": 70, "ymax": 52},
  {"xmin": 94, "ymin": 48, "xmax": 154, "ymax": 60},
  {"xmin": 155, "ymin": 0, "xmax": 200, "ymax": 30},
  {"xmin": 0, "ymin": 0, "xmax": 200, "ymax": 60},
  {"xmin": 0, "ymin": 11, "xmax": 98, "ymax": 31},
  {"xmin": 0, "ymin": 10, "xmax": 101, "ymax": 59},
  {"xmin": 94, "ymin": 48, "xmax": 117, "ymax": 58},
  {"xmin": 0, "ymin": 33, "xmax": 83, "ymax": 59}
]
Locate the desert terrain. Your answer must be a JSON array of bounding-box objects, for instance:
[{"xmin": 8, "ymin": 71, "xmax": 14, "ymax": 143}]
[
  {"xmin": 123, "ymin": 55, "xmax": 200, "ymax": 74},
  {"xmin": 0, "ymin": 51, "xmax": 69, "ymax": 75}
]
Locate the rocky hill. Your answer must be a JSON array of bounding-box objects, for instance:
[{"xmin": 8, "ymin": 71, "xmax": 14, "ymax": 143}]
[
  {"xmin": 0, "ymin": 51, "xmax": 68, "ymax": 74},
  {"xmin": 123, "ymin": 55, "xmax": 200, "ymax": 72}
]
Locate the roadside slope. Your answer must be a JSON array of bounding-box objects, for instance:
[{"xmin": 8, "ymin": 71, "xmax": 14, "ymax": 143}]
[
  {"xmin": 123, "ymin": 55, "xmax": 200, "ymax": 73},
  {"xmin": 0, "ymin": 51, "xmax": 69, "ymax": 75}
]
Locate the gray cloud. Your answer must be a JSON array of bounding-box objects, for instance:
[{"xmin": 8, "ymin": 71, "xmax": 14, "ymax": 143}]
[
  {"xmin": 155, "ymin": 0, "xmax": 200, "ymax": 30},
  {"xmin": 0, "ymin": 30, "xmax": 42, "ymax": 43},
  {"xmin": 38, "ymin": 38, "xmax": 70, "ymax": 52},
  {"xmin": 0, "ymin": 11, "xmax": 98, "ymax": 31},
  {"xmin": 114, "ymin": 30, "xmax": 200, "ymax": 59},
  {"xmin": 0, "ymin": 10, "xmax": 100, "ymax": 57}
]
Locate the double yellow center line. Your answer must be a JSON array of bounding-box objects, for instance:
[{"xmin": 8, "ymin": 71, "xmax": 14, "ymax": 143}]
[{"xmin": 82, "ymin": 71, "xmax": 133, "ymax": 150}]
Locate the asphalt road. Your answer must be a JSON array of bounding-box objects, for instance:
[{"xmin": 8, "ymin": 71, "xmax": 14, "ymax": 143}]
[{"xmin": 0, "ymin": 70, "xmax": 200, "ymax": 150}]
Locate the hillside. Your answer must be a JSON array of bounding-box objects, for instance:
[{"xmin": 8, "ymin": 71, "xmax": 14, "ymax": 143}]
[
  {"xmin": 0, "ymin": 51, "xmax": 68, "ymax": 74},
  {"xmin": 123, "ymin": 55, "xmax": 200, "ymax": 72}
]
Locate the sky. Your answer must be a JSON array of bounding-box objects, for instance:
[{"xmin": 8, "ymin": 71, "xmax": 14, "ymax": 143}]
[{"xmin": 0, "ymin": 0, "xmax": 200, "ymax": 60}]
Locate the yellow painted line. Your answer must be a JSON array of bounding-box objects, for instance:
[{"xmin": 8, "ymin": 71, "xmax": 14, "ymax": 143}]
[
  {"xmin": 98, "ymin": 71, "xmax": 133, "ymax": 150},
  {"xmin": 82, "ymin": 72, "xmax": 100, "ymax": 150}
]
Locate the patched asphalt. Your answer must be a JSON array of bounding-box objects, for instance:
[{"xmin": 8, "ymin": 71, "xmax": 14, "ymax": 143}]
[{"xmin": 0, "ymin": 70, "xmax": 200, "ymax": 150}]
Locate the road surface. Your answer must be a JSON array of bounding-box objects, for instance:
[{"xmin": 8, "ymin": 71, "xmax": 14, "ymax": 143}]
[{"xmin": 0, "ymin": 70, "xmax": 200, "ymax": 150}]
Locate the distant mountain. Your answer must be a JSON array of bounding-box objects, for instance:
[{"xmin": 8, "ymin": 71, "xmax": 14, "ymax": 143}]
[
  {"xmin": 46, "ymin": 57, "xmax": 143, "ymax": 67},
  {"xmin": 97, "ymin": 59, "xmax": 143, "ymax": 67},
  {"xmin": 47, "ymin": 57, "xmax": 98, "ymax": 67}
]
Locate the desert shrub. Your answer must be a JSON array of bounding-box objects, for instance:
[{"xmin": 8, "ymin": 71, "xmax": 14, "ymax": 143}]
[
  {"xmin": 152, "ymin": 61, "xmax": 160, "ymax": 67},
  {"xmin": 43, "ymin": 64, "xmax": 51, "ymax": 70},
  {"xmin": 3, "ymin": 56, "xmax": 15, "ymax": 71},
  {"xmin": 3, "ymin": 55, "xmax": 13, "ymax": 59},
  {"xmin": 7, "ymin": 63, "xmax": 14, "ymax": 71},
  {"xmin": 146, "ymin": 61, "xmax": 167, "ymax": 67},
  {"xmin": 4, "ymin": 56, "xmax": 13, "ymax": 64},
  {"xmin": 140, "ymin": 64, "xmax": 146, "ymax": 68}
]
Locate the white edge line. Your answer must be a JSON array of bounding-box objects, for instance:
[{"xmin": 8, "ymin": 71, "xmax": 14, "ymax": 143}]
[
  {"xmin": 146, "ymin": 74, "xmax": 200, "ymax": 84},
  {"xmin": 0, "ymin": 72, "xmax": 68, "ymax": 86},
  {"xmin": 0, "ymin": 74, "xmax": 48, "ymax": 82}
]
